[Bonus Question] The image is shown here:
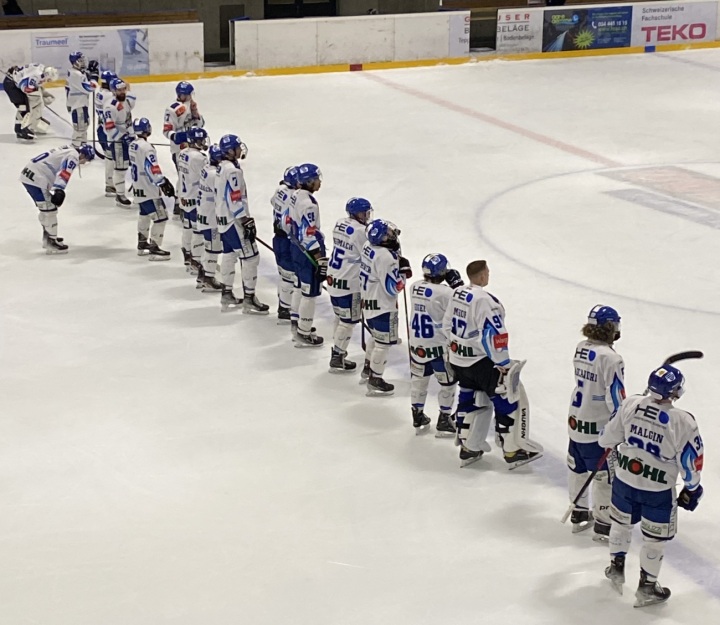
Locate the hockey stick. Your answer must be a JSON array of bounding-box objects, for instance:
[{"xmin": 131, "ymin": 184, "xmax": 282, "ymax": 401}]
[
  {"xmin": 401, "ymin": 288, "xmax": 412, "ymax": 365},
  {"xmin": 560, "ymin": 350, "xmax": 704, "ymax": 523},
  {"xmin": 255, "ymin": 235, "xmax": 274, "ymax": 254}
]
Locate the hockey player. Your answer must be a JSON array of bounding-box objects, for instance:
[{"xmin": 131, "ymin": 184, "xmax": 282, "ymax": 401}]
[
  {"xmin": 4, "ymin": 64, "xmax": 57, "ymax": 140},
  {"xmin": 409, "ymin": 254, "xmax": 464, "ymax": 435},
  {"xmin": 65, "ymin": 51, "xmax": 95, "ymax": 148},
  {"xmin": 271, "ymin": 166, "xmax": 299, "ymax": 323},
  {"xmin": 94, "ymin": 70, "xmax": 117, "ymax": 196},
  {"xmin": 19, "ymin": 144, "xmax": 94, "ymax": 253},
  {"xmin": 600, "ymin": 365, "xmax": 704, "ymax": 607},
  {"xmin": 567, "ymin": 305, "xmax": 625, "ymax": 540},
  {"xmin": 196, "ymin": 144, "xmax": 224, "ymax": 292},
  {"xmin": 360, "ymin": 219, "xmax": 412, "ymax": 395},
  {"xmin": 177, "ymin": 127, "xmax": 209, "ymax": 276},
  {"xmin": 214, "ymin": 133, "xmax": 269, "ymax": 314},
  {"xmin": 288, "ymin": 163, "xmax": 326, "ymax": 346},
  {"xmin": 103, "ymin": 78, "xmax": 136, "ymax": 208},
  {"xmin": 128, "ymin": 118, "xmax": 175, "ymax": 260},
  {"xmin": 442, "ymin": 260, "xmax": 543, "ymax": 468},
  {"xmin": 326, "ymin": 197, "xmax": 373, "ymax": 371},
  {"xmin": 163, "ymin": 81, "xmax": 205, "ymax": 218}
]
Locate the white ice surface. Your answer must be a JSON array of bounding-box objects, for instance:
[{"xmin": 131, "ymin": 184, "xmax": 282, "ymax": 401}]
[{"xmin": 1, "ymin": 50, "xmax": 719, "ymax": 624}]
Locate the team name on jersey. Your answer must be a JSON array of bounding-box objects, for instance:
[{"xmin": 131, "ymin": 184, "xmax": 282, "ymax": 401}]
[
  {"xmin": 410, "ymin": 345, "xmax": 444, "ymax": 360},
  {"xmin": 327, "ymin": 277, "xmax": 350, "ymax": 290},
  {"xmin": 616, "ymin": 453, "xmax": 668, "ymax": 484},
  {"xmin": 568, "ymin": 416, "xmax": 599, "ymax": 435},
  {"xmin": 450, "ymin": 341, "xmax": 475, "ymax": 357}
]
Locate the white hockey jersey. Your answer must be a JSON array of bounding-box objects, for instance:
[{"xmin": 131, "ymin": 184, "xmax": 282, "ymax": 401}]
[
  {"xmin": 103, "ymin": 94, "xmax": 136, "ymax": 142},
  {"xmin": 288, "ymin": 189, "xmax": 323, "ymax": 254},
  {"xmin": 568, "ymin": 340, "xmax": 625, "ymax": 443},
  {"xmin": 214, "ymin": 160, "xmax": 249, "ymax": 233},
  {"xmin": 177, "ymin": 147, "xmax": 207, "ymax": 204},
  {"xmin": 359, "ymin": 243, "xmax": 404, "ymax": 320},
  {"xmin": 19, "ymin": 146, "xmax": 80, "ymax": 191},
  {"xmin": 94, "ymin": 88, "xmax": 112, "ymax": 131},
  {"xmin": 197, "ymin": 163, "xmax": 218, "ymax": 232},
  {"xmin": 163, "ymin": 100, "xmax": 205, "ymax": 157},
  {"xmin": 14, "ymin": 64, "xmax": 44, "ymax": 93},
  {"xmin": 599, "ymin": 394, "xmax": 704, "ymax": 493},
  {"xmin": 442, "ymin": 285, "xmax": 510, "ymax": 368},
  {"xmin": 128, "ymin": 138, "xmax": 164, "ymax": 201},
  {"xmin": 271, "ymin": 182, "xmax": 294, "ymax": 236},
  {"xmin": 327, "ymin": 217, "xmax": 367, "ymax": 297},
  {"xmin": 65, "ymin": 67, "xmax": 94, "ymax": 111},
  {"xmin": 409, "ymin": 280, "xmax": 454, "ymax": 363}
]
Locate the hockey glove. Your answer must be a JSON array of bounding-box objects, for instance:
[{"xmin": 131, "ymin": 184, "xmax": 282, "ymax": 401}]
[
  {"xmin": 50, "ymin": 188, "xmax": 66, "ymax": 208},
  {"xmin": 159, "ymin": 177, "xmax": 175, "ymax": 198},
  {"xmin": 399, "ymin": 256, "xmax": 412, "ymax": 279},
  {"xmin": 173, "ymin": 131, "xmax": 188, "ymax": 146},
  {"xmin": 87, "ymin": 60, "xmax": 100, "ymax": 81},
  {"xmin": 241, "ymin": 217, "xmax": 257, "ymax": 242},
  {"xmin": 445, "ymin": 269, "xmax": 464, "ymax": 289},
  {"xmin": 315, "ymin": 256, "xmax": 329, "ymax": 280},
  {"xmin": 678, "ymin": 485, "xmax": 703, "ymax": 511}
]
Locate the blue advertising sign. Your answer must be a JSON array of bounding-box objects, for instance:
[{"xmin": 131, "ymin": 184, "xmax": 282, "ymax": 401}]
[{"xmin": 543, "ymin": 6, "xmax": 633, "ymax": 52}]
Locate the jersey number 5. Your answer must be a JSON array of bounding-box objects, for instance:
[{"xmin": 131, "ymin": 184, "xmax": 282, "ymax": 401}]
[{"xmin": 329, "ymin": 248, "xmax": 345, "ymax": 270}]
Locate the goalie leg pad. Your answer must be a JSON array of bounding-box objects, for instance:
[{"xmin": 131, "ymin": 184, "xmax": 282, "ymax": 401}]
[
  {"xmin": 456, "ymin": 388, "xmax": 492, "ymax": 452},
  {"xmin": 492, "ymin": 382, "xmax": 543, "ymax": 454}
]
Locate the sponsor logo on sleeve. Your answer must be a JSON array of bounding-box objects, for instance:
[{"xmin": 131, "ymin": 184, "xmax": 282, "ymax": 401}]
[{"xmin": 493, "ymin": 333, "xmax": 509, "ymax": 349}]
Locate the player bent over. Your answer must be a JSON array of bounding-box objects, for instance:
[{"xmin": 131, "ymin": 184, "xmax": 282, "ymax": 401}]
[
  {"xmin": 271, "ymin": 166, "xmax": 299, "ymax": 323},
  {"xmin": 442, "ymin": 260, "xmax": 543, "ymax": 468},
  {"xmin": 600, "ymin": 365, "xmax": 704, "ymax": 607},
  {"xmin": 409, "ymin": 254, "xmax": 464, "ymax": 435},
  {"xmin": 326, "ymin": 197, "xmax": 373, "ymax": 371},
  {"xmin": 288, "ymin": 163, "xmax": 326, "ymax": 346},
  {"xmin": 20, "ymin": 144, "xmax": 94, "ymax": 253},
  {"xmin": 214, "ymin": 134, "xmax": 269, "ymax": 314},
  {"xmin": 567, "ymin": 305, "xmax": 625, "ymax": 540},
  {"xmin": 360, "ymin": 219, "xmax": 412, "ymax": 395},
  {"xmin": 195, "ymin": 144, "xmax": 224, "ymax": 292},
  {"xmin": 128, "ymin": 118, "xmax": 176, "ymax": 260}
]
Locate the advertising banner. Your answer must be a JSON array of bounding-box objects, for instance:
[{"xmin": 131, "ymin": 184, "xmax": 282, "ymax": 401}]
[
  {"xmin": 31, "ymin": 29, "xmax": 149, "ymax": 75},
  {"xmin": 448, "ymin": 12, "xmax": 471, "ymax": 57},
  {"xmin": 497, "ymin": 10, "xmax": 544, "ymax": 53},
  {"xmin": 543, "ymin": 6, "xmax": 632, "ymax": 52},
  {"xmin": 631, "ymin": 1, "xmax": 717, "ymax": 46}
]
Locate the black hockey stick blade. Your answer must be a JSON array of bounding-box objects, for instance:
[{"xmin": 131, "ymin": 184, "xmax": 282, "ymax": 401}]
[{"xmin": 663, "ymin": 351, "xmax": 704, "ymax": 366}]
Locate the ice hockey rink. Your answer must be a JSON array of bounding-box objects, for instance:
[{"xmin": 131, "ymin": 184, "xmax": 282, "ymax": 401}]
[{"xmin": 1, "ymin": 49, "xmax": 719, "ymax": 624}]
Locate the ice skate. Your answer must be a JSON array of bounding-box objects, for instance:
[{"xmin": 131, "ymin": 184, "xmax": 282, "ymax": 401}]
[
  {"xmin": 459, "ymin": 446, "xmax": 484, "ymax": 467},
  {"xmin": 570, "ymin": 509, "xmax": 594, "ymax": 534},
  {"xmin": 43, "ymin": 233, "xmax": 68, "ymax": 255},
  {"xmin": 17, "ymin": 128, "xmax": 35, "ymax": 141},
  {"xmin": 634, "ymin": 571, "xmax": 670, "ymax": 608},
  {"xmin": 172, "ymin": 204, "xmax": 183, "ymax": 221},
  {"xmin": 604, "ymin": 555, "xmax": 625, "ymax": 596},
  {"xmin": 329, "ymin": 348, "xmax": 356, "ymax": 373},
  {"xmin": 221, "ymin": 288, "xmax": 243, "ymax": 312},
  {"xmin": 295, "ymin": 330, "xmax": 324, "ymax": 348},
  {"xmin": 593, "ymin": 520, "xmax": 611, "ymax": 543},
  {"xmin": 359, "ymin": 360, "xmax": 371, "ymax": 384},
  {"xmin": 147, "ymin": 242, "xmax": 170, "ymax": 261},
  {"xmin": 435, "ymin": 411, "xmax": 456, "ymax": 438},
  {"xmin": 137, "ymin": 233, "xmax": 151, "ymax": 256},
  {"xmin": 412, "ymin": 407, "xmax": 431, "ymax": 434},
  {"xmin": 504, "ymin": 448, "xmax": 542, "ymax": 470},
  {"xmin": 115, "ymin": 194, "xmax": 132, "ymax": 208},
  {"xmin": 104, "ymin": 184, "xmax": 116, "ymax": 198},
  {"xmin": 292, "ymin": 323, "xmax": 316, "ymax": 343},
  {"xmin": 201, "ymin": 274, "xmax": 224, "ymax": 292},
  {"xmin": 366, "ymin": 374, "xmax": 394, "ymax": 397},
  {"xmin": 277, "ymin": 306, "xmax": 291, "ymax": 325},
  {"xmin": 243, "ymin": 292, "xmax": 270, "ymax": 315}
]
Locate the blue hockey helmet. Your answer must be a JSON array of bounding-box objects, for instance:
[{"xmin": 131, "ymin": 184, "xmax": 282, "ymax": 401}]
[
  {"xmin": 587, "ymin": 305, "xmax": 621, "ymax": 328},
  {"xmin": 133, "ymin": 117, "xmax": 152, "ymax": 136},
  {"xmin": 366, "ymin": 219, "xmax": 391, "ymax": 246},
  {"xmin": 176, "ymin": 81, "xmax": 194, "ymax": 98},
  {"xmin": 110, "ymin": 78, "xmax": 127, "ymax": 93},
  {"xmin": 209, "ymin": 144, "xmax": 223, "ymax": 166},
  {"xmin": 187, "ymin": 126, "xmax": 208, "ymax": 150},
  {"xmin": 346, "ymin": 197, "xmax": 373, "ymax": 224},
  {"xmin": 296, "ymin": 163, "xmax": 322, "ymax": 186},
  {"xmin": 422, "ymin": 253, "xmax": 449, "ymax": 278},
  {"xmin": 218, "ymin": 134, "xmax": 243, "ymax": 159},
  {"xmin": 69, "ymin": 51, "xmax": 86, "ymax": 69},
  {"xmin": 77, "ymin": 143, "xmax": 95, "ymax": 162},
  {"xmin": 647, "ymin": 365, "xmax": 685, "ymax": 401},
  {"xmin": 100, "ymin": 70, "xmax": 117, "ymax": 86},
  {"xmin": 283, "ymin": 166, "xmax": 299, "ymax": 187}
]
